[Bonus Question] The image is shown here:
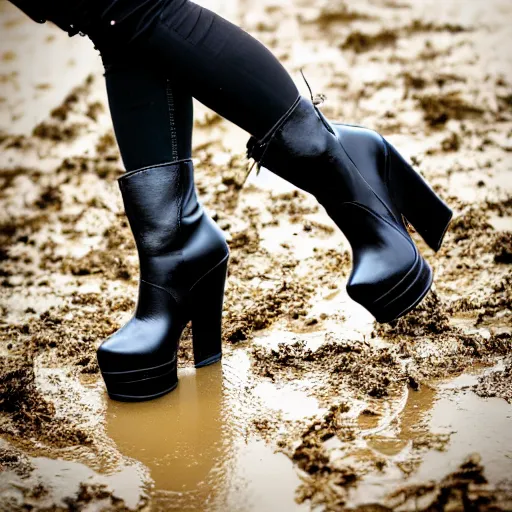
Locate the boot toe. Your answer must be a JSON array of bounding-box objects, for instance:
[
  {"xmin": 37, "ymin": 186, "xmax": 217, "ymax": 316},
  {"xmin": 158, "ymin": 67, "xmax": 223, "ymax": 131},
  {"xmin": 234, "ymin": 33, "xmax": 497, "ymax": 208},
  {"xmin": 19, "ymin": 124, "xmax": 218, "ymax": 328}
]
[{"xmin": 97, "ymin": 316, "xmax": 178, "ymax": 373}]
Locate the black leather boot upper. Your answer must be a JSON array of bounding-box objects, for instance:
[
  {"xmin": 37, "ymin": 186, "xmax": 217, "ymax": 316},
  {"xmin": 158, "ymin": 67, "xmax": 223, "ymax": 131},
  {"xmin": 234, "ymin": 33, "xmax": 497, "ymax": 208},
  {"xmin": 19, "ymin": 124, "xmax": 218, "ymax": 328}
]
[
  {"xmin": 247, "ymin": 97, "xmax": 437, "ymax": 321},
  {"xmin": 97, "ymin": 160, "xmax": 228, "ymax": 374}
]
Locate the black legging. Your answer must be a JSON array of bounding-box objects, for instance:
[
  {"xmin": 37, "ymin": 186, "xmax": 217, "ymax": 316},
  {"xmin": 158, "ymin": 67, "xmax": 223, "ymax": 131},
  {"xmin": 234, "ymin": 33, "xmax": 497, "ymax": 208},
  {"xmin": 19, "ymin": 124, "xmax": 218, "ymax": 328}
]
[
  {"xmin": 96, "ymin": 0, "xmax": 299, "ymax": 143},
  {"xmin": 105, "ymin": 55, "xmax": 193, "ymax": 171}
]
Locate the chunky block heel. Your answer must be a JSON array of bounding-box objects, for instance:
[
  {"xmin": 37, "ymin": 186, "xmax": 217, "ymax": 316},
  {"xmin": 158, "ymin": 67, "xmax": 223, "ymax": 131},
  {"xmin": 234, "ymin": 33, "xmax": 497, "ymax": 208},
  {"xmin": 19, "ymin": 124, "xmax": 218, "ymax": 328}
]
[
  {"xmin": 190, "ymin": 255, "xmax": 229, "ymax": 368},
  {"xmin": 385, "ymin": 142, "xmax": 453, "ymax": 252}
]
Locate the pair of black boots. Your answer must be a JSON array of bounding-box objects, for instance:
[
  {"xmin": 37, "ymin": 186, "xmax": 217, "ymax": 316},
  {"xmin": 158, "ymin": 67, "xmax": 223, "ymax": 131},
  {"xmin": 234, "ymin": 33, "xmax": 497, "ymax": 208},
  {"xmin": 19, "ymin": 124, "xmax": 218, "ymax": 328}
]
[{"xmin": 98, "ymin": 98, "xmax": 452, "ymax": 401}]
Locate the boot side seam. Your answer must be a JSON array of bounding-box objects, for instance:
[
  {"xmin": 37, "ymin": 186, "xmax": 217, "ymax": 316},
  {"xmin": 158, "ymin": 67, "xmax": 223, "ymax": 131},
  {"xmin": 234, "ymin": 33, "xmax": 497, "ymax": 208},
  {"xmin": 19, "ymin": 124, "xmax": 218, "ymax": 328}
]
[
  {"xmin": 381, "ymin": 137, "xmax": 404, "ymax": 223},
  {"xmin": 379, "ymin": 135, "xmax": 406, "ymax": 227},
  {"xmin": 342, "ymin": 201, "xmax": 416, "ymax": 249},
  {"xmin": 380, "ymin": 135, "xmax": 392, "ymax": 187},
  {"xmin": 140, "ymin": 279, "xmax": 181, "ymax": 304},
  {"xmin": 177, "ymin": 162, "xmax": 182, "ymax": 241},
  {"xmin": 335, "ymin": 137, "xmax": 402, "ymax": 226},
  {"xmin": 189, "ymin": 252, "xmax": 229, "ymax": 293}
]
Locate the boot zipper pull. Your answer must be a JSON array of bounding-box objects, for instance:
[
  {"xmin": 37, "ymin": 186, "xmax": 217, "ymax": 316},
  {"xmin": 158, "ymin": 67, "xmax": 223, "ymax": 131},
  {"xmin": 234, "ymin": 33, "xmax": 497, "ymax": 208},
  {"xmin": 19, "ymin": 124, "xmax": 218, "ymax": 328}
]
[
  {"xmin": 244, "ymin": 151, "xmax": 260, "ymax": 186},
  {"xmin": 300, "ymin": 69, "xmax": 335, "ymax": 135}
]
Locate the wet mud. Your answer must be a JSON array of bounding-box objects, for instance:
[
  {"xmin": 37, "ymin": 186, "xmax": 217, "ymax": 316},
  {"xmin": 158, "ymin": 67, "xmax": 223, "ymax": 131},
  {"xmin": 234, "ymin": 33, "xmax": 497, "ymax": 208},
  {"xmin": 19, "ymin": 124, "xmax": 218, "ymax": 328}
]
[{"xmin": 1, "ymin": 0, "xmax": 512, "ymax": 510}]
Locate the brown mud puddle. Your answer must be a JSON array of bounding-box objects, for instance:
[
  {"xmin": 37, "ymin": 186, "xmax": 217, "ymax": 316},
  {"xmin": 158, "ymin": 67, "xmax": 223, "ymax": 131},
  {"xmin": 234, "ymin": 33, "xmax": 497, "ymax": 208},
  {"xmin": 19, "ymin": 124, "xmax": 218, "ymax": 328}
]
[
  {"xmin": 351, "ymin": 368, "xmax": 512, "ymax": 508},
  {"xmin": 106, "ymin": 363, "xmax": 305, "ymax": 512},
  {"xmin": 3, "ymin": 361, "xmax": 509, "ymax": 511},
  {"xmin": 104, "ymin": 362, "xmax": 512, "ymax": 511}
]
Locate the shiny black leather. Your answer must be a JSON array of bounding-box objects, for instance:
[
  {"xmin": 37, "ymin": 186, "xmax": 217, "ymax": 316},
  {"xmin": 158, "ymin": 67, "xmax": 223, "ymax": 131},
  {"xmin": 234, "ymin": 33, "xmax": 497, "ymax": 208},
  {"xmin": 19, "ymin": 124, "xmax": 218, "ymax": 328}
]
[
  {"xmin": 97, "ymin": 160, "xmax": 229, "ymax": 400},
  {"xmin": 332, "ymin": 124, "xmax": 452, "ymax": 252},
  {"xmin": 248, "ymin": 97, "xmax": 451, "ymax": 322}
]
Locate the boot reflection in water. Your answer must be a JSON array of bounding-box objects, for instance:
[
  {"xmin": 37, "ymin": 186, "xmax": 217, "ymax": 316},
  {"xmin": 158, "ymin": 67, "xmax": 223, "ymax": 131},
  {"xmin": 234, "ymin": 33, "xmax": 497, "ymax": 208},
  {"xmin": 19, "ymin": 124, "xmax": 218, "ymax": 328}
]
[
  {"xmin": 9, "ymin": 0, "xmax": 451, "ymax": 401},
  {"xmin": 107, "ymin": 365, "xmax": 229, "ymax": 505}
]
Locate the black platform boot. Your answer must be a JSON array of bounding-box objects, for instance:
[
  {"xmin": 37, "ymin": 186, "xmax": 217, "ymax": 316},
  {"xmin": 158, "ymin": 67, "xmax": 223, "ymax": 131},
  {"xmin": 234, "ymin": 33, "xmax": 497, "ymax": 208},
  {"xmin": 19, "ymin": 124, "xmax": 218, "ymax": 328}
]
[
  {"xmin": 97, "ymin": 160, "xmax": 229, "ymax": 401},
  {"xmin": 247, "ymin": 97, "xmax": 452, "ymax": 323}
]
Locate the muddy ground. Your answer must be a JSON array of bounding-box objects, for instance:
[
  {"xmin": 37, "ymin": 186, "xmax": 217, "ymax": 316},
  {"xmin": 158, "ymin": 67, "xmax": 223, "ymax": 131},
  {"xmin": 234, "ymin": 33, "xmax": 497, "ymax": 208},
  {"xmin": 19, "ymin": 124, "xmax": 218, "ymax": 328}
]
[{"xmin": 0, "ymin": 0, "xmax": 511, "ymax": 510}]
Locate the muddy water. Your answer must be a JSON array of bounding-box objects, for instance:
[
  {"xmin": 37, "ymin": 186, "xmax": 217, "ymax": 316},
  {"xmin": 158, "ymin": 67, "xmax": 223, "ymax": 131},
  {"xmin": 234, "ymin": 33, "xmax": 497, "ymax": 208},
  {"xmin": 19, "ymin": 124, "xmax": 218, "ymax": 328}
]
[
  {"xmin": 2, "ymin": 363, "xmax": 509, "ymax": 510},
  {"xmin": 102, "ymin": 356, "xmax": 512, "ymax": 511},
  {"xmin": 94, "ymin": 358, "xmax": 512, "ymax": 510},
  {"xmin": 106, "ymin": 362, "xmax": 305, "ymax": 512},
  {"xmin": 350, "ymin": 368, "xmax": 512, "ymax": 506}
]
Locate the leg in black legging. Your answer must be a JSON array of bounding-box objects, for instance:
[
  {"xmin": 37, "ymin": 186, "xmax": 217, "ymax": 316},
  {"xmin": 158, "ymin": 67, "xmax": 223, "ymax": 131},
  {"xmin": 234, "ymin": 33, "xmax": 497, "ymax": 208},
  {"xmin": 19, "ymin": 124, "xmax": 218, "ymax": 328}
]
[
  {"xmin": 104, "ymin": 55, "xmax": 193, "ymax": 171},
  {"xmin": 101, "ymin": 0, "xmax": 299, "ymax": 140}
]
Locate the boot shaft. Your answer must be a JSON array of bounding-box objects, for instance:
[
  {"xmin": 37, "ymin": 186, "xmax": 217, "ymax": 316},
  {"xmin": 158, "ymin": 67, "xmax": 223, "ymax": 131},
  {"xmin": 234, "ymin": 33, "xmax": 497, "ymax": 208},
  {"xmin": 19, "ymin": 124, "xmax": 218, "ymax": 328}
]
[
  {"xmin": 117, "ymin": 159, "xmax": 228, "ymax": 298},
  {"xmin": 248, "ymin": 97, "xmax": 389, "ymax": 218},
  {"xmin": 118, "ymin": 159, "xmax": 199, "ymax": 257}
]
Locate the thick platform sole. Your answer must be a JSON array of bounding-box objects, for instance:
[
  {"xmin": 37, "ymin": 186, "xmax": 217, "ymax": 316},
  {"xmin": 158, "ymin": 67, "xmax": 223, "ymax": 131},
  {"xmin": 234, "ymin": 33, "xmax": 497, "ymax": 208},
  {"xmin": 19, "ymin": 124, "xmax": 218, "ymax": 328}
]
[
  {"xmin": 370, "ymin": 253, "xmax": 433, "ymax": 323},
  {"xmin": 385, "ymin": 141, "xmax": 453, "ymax": 252},
  {"xmin": 102, "ymin": 360, "xmax": 178, "ymax": 402}
]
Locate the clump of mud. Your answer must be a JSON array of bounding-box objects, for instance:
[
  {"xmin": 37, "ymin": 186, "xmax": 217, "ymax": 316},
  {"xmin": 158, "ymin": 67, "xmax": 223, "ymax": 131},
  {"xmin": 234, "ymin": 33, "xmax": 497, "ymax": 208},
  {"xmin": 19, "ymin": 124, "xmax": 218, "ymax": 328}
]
[
  {"xmin": 0, "ymin": 444, "xmax": 33, "ymax": 477},
  {"xmin": 341, "ymin": 29, "xmax": 398, "ymax": 53},
  {"xmin": 253, "ymin": 337, "xmax": 405, "ymax": 401},
  {"xmin": 474, "ymin": 360, "xmax": 512, "ymax": 403},
  {"xmin": 225, "ymin": 280, "xmax": 315, "ymax": 342},
  {"xmin": 291, "ymin": 403, "xmax": 355, "ymax": 472},
  {"xmin": 374, "ymin": 288, "xmax": 510, "ymax": 380},
  {"xmin": 0, "ymin": 463, "xmax": 143, "ymax": 512},
  {"xmin": 383, "ymin": 455, "xmax": 511, "ymax": 511},
  {"xmin": 301, "ymin": 4, "xmax": 374, "ymax": 26},
  {"xmin": 340, "ymin": 19, "xmax": 471, "ymax": 55},
  {"xmin": 449, "ymin": 271, "xmax": 511, "ymax": 325},
  {"xmin": 32, "ymin": 74, "xmax": 97, "ymax": 143},
  {"xmin": 1, "ymin": 294, "xmax": 134, "ymax": 375},
  {"xmin": 416, "ymin": 91, "xmax": 485, "ymax": 126},
  {"xmin": 375, "ymin": 291, "xmax": 451, "ymax": 337},
  {"xmin": 274, "ymin": 403, "xmax": 362, "ymax": 510},
  {"xmin": 60, "ymin": 483, "xmax": 143, "ymax": 512},
  {"xmin": 0, "ymin": 357, "xmax": 90, "ymax": 446},
  {"xmin": 404, "ymin": 19, "xmax": 471, "ymax": 34},
  {"xmin": 491, "ymin": 231, "xmax": 512, "ymax": 263},
  {"xmin": 43, "ymin": 217, "xmax": 136, "ymax": 281}
]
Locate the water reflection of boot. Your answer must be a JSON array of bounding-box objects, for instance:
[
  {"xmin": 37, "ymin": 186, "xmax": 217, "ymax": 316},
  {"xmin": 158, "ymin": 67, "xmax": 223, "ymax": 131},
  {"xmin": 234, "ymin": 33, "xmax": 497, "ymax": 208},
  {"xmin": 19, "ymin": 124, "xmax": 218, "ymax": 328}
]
[{"xmin": 106, "ymin": 364, "xmax": 229, "ymax": 508}]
